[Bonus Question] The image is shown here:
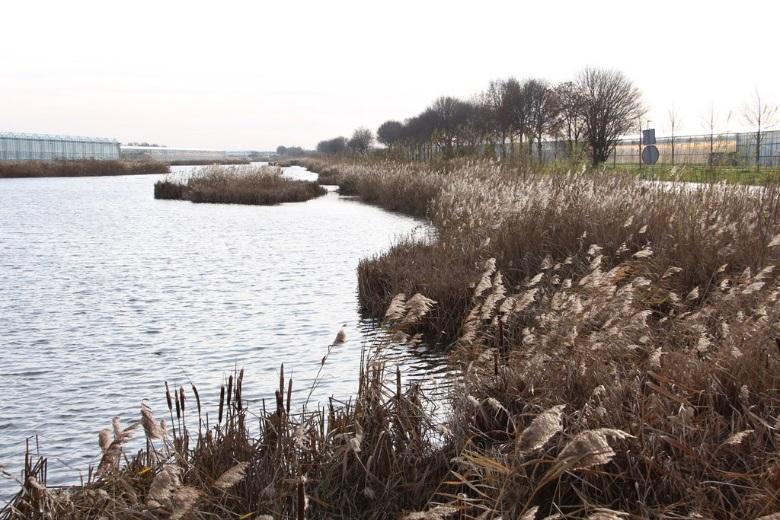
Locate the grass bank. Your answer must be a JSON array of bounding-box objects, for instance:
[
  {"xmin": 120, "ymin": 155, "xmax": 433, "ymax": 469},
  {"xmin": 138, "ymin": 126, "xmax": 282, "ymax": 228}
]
[
  {"xmin": 605, "ymin": 163, "xmax": 780, "ymax": 185},
  {"xmin": 6, "ymin": 158, "xmax": 780, "ymax": 518},
  {"xmin": 154, "ymin": 165, "xmax": 326, "ymax": 205},
  {"xmin": 0, "ymin": 160, "xmax": 169, "ymax": 178}
]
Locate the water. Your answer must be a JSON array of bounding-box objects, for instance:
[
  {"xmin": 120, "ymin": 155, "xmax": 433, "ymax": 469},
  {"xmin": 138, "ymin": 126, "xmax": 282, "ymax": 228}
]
[{"xmin": 0, "ymin": 164, "xmax": 451, "ymax": 500}]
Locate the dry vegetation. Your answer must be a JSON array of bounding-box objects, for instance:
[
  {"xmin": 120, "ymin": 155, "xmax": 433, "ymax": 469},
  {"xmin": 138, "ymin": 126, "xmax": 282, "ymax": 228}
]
[
  {"xmin": 6, "ymin": 158, "xmax": 780, "ymax": 518},
  {"xmin": 154, "ymin": 165, "xmax": 326, "ymax": 205},
  {"xmin": 0, "ymin": 160, "xmax": 169, "ymax": 178}
]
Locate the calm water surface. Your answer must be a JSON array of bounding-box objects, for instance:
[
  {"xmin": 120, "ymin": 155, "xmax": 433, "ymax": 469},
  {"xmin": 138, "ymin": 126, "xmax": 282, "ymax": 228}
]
[{"xmin": 0, "ymin": 165, "xmax": 451, "ymax": 499}]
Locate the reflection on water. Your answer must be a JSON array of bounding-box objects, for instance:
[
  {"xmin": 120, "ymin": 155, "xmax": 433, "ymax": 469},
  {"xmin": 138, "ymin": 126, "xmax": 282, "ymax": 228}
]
[{"xmin": 0, "ymin": 164, "xmax": 453, "ymax": 499}]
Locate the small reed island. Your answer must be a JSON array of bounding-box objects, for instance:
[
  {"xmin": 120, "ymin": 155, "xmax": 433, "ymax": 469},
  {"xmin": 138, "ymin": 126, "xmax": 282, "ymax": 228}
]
[{"xmin": 154, "ymin": 165, "xmax": 326, "ymax": 205}]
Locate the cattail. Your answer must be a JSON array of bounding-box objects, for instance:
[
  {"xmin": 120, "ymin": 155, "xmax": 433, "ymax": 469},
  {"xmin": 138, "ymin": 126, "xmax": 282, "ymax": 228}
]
[
  {"xmin": 164, "ymin": 382, "xmax": 173, "ymax": 414},
  {"xmin": 178, "ymin": 387, "xmax": 185, "ymax": 414},
  {"xmin": 227, "ymin": 375, "xmax": 233, "ymax": 411},
  {"xmin": 191, "ymin": 384, "xmax": 201, "ymax": 418},
  {"xmin": 218, "ymin": 385, "xmax": 225, "ymax": 425}
]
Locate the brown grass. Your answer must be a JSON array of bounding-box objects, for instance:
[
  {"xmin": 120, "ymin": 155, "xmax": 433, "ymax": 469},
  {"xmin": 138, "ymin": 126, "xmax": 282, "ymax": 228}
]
[
  {"xmin": 154, "ymin": 165, "xmax": 326, "ymax": 205},
  {"xmin": 301, "ymin": 158, "xmax": 780, "ymax": 517},
  {"xmin": 6, "ymin": 158, "xmax": 780, "ymax": 518},
  {"xmin": 3, "ymin": 353, "xmax": 449, "ymax": 519},
  {"xmin": 0, "ymin": 160, "xmax": 169, "ymax": 178}
]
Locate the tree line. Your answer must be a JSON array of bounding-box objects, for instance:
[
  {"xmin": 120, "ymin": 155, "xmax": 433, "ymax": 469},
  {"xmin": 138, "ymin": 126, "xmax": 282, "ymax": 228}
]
[{"xmin": 316, "ymin": 68, "xmax": 646, "ymax": 165}]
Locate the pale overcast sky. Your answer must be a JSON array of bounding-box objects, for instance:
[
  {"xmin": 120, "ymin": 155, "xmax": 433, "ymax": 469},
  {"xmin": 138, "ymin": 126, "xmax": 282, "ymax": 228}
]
[{"xmin": 1, "ymin": 0, "xmax": 777, "ymax": 150}]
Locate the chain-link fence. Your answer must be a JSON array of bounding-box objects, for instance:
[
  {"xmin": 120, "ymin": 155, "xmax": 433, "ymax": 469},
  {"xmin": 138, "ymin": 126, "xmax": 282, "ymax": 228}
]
[{"xmin": 607, "ymin": 130, "xmax": 780, "ymax": 167}]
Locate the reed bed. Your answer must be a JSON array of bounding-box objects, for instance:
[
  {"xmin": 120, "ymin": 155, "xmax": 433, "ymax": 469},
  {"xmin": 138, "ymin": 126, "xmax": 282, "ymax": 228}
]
[
  {"xmin": 153, "ymin": 165, "xmax": 326, "ymax": 205},
  {"xmin": 2, "ymin": 347, "xmax": 449, "ymax": 519},
  {"xmin": 308, "ymin": 158, "xmax": 780, "ymax": 517},
  {"xmin": 6, "ymin": 158, "xmax": 780, "ymax": 518},
  {"xmin": 0, "ymin": 160, "xmax": 169, "ymax": 178}
]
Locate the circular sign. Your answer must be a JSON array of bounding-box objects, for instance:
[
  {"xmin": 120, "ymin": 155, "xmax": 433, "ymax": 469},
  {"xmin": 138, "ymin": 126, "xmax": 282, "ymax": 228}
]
[{"xmin": 642, "ymin": 145, "xmax": 660, "ymax": 165}]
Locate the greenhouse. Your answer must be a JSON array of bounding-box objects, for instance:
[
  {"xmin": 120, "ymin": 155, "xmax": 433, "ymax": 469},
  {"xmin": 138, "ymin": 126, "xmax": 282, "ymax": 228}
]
[
  {"xmin": 120, "ymin": 145, "xmax": 227, "ymax": 163},
  {"xmin": 0, "ymin": 132, "xmax": 120, "ymax": 161}
]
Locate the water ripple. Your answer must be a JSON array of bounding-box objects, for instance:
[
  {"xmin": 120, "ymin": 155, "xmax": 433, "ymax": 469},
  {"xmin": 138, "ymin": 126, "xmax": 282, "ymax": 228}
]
[{"xmin": 0, "ymin": 165, "xmax": 452, "ymax": 500}]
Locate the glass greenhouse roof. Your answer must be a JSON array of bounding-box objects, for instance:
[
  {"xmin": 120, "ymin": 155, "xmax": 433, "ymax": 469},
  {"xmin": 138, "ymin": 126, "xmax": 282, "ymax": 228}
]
[{"xmin": 0, "ymin": 132, "xmax": 118, "ymax": 143}]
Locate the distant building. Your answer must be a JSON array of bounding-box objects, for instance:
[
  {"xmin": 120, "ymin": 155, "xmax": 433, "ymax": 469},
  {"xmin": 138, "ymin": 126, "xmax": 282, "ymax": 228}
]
[
  {"xmin": 225, "ymin": 150, "xmax": 275, "ymax": 160},
  {"xmin": 0, "ymin": 132, "xmax": 120, "ymax": 161},
  {"xmin": 120, "ymin": 146, "xmax": 227, "ymax": 163}
]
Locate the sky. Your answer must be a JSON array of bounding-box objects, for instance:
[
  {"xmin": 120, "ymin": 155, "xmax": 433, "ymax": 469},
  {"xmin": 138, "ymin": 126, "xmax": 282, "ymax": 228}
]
[{"xmin": 1, "ymin": 0, "xmax": 778, "ymax": 150}]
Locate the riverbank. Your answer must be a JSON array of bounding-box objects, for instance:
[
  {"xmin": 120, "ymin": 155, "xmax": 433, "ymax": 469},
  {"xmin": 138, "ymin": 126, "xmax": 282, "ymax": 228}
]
[
  {"xmin": 6, "ymin": 158, "xmax": 780, "ymax": 518},
  {"xmin": 301, "ymin": 158, "xmax": 780, "ymax": 516},
  {"xmin": 165, "ymin": 159, "xmax": 251, "ymax": 166},
  {"xmin": 0, "ymin": 160, "xmax": 169, "ymax": 178},
  {"xmin": 154, "ymin": 164, "xmax": 326, "ymax": 205}
]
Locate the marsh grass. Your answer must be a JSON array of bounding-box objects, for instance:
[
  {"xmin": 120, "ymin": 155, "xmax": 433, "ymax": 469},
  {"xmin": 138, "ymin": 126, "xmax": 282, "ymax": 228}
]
[
  {"xmin": 2, "ymin": 347, "xmax": 449, "ymax": 520},
  {"xmin": 307, "ymin": 158, "xmax": 780, "ymax": 517},
  {"xmin": 7, "ymin": 158, "xmax": 780, "ymax": 518},
  {"xmin": 153, "ymin": 165, "xmax": 326, "ymax": 205},
  {"xmin": 0, "ymin": 160, "xmax": 169, "ymax": 178}
]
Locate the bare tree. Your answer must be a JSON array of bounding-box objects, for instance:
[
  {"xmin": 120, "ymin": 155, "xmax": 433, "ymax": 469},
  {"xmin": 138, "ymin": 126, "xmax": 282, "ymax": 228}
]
[
  {"xmin": 576, "ymin": 68, "xmax": 645, "ymax": 164},
  {"xmin": 525, "ymin": 79, "xmax": 559, "ymax": 164},
  {"xmin": 348, "ymin": 127, "xmax": 374, "ymax": 155},
  {"xmin": 483, "ymin": 80, "xmax": 514, "ymax": 158},
  {"xmin": 377, "ymin": 121, "xmax": 404, "ymax": 149},
  {"xmin": 667, "ymin": 106, "xmax": 681, "ymax": 166},
  {"xmin": 428, "ymin": 96, "xmax": 472, "ymax": 159},
  {"xmin": 317, "ymin": 137, "xmax": 348, "ymax": 155},
  {"xmin": 743, "ymin": 90, "xmax": 779, "ymax": 171},
  {"xmin": 554, "ymin": 81, "xmax": 586, "ymax": 160},
  {"xmin": 701, "ymin": 104, "xmax": 732, "ymax": 169}
]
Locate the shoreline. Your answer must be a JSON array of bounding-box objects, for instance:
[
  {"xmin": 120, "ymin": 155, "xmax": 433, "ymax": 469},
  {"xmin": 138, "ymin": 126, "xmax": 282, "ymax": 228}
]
[
  {"xmin": 5, "ymin": 158, "xmax": 780, "ymax": 518},
  {"xmin": 0, "ymin": 160, "xmax": 169, "ymax": 178}
]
